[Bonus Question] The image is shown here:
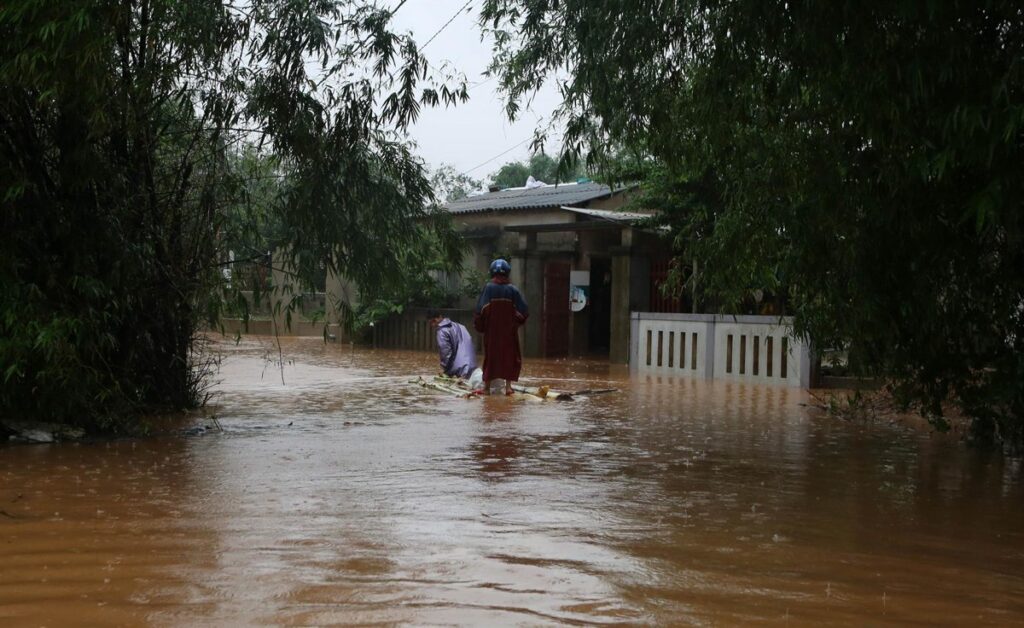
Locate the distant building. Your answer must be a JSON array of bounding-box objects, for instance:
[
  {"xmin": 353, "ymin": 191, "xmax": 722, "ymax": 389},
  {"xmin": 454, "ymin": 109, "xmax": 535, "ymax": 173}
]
[{"xmin": 444, "ymin": 180, "xmax": 677, "ymax": 363}]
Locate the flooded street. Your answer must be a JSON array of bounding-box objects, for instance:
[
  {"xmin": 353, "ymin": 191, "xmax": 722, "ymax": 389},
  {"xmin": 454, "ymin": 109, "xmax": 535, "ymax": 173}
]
[{"xmin": 2, "ymin": 336, "xmax": 1023, "ymax": 626}]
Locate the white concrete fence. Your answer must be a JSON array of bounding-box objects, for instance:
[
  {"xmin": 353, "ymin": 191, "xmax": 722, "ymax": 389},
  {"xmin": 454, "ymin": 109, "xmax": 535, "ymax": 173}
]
[{"xmin": 629, "ymin": 313, "xmax": 813, "ymax": 387}]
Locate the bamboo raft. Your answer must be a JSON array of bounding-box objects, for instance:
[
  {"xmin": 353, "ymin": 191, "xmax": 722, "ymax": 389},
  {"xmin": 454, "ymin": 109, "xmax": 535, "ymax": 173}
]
[{"xmin": 411, "ymin": 375, "xmax": 617, "ymax": 402}]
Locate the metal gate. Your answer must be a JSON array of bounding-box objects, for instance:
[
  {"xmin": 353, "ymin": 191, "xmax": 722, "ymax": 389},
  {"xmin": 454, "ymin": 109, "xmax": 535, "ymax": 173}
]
[{"xmin": 542, "ymin": 261, "xmax": 571, "ymax": 357}]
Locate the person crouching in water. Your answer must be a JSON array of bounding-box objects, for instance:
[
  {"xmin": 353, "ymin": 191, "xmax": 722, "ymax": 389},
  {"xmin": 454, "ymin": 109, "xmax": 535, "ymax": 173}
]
[
  {"xmin": 428, "ymin": 309, "xmax": 477, "ymax": 379},
  {"xmin": 474, "ymin": 259, "xmax": 529, "ymax": 395}
]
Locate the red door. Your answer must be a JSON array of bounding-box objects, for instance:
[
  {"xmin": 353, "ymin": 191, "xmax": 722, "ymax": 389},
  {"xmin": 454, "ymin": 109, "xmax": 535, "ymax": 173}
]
[{"xmin": 543, "ymin": 261, "xmax": 571, "ymax": 357}]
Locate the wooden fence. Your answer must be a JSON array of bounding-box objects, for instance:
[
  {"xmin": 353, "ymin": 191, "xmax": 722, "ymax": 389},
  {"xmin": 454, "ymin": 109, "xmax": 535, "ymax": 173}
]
[{"xmin": 372, "ymin": 307, "xmax": 477, "ymax": 352}]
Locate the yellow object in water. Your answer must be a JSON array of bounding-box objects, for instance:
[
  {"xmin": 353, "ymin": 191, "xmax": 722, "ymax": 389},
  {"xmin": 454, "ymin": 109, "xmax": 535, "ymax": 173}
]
[{"xmin": 536, "ymin": 385, "xmax": 550, "ymax": 399}]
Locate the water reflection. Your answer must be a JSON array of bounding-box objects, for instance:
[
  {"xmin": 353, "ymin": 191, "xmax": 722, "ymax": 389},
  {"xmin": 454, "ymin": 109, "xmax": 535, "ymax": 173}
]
[
  {"xmin": 1, "ymin": 336, "xmax": 1022, "ymax": 626},
  {"xmin": 471, "ymin": 434, "xmax": 522, "ymax": 480}
]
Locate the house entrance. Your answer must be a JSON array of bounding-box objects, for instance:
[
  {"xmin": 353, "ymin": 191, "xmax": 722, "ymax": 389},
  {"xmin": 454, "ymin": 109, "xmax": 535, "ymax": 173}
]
[{"xmin": 542, "ymin": 261, "xmax": 571, "ymax": 357}]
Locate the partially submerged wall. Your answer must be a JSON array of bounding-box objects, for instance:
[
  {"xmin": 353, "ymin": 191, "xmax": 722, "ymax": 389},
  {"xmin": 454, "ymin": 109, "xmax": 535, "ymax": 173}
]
[{"xmin": 630, "ymin": 312, "xmax": 814, "ymax": 388}]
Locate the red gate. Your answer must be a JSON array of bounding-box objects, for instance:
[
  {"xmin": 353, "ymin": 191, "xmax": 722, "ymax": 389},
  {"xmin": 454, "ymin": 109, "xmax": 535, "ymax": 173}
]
[
  {"xmin": 542, "ymin": 261, "xmax": 571, "ymax": 357},
  {"xmin": 649, "ymin": 259, "xmax": 683, "ymax": 313}
]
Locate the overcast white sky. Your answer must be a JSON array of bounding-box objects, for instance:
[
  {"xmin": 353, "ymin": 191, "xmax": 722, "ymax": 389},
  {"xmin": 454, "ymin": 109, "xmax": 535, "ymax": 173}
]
[{"xmin": 389, "ymin": 1, "xmax": 564, "ymax": 180}]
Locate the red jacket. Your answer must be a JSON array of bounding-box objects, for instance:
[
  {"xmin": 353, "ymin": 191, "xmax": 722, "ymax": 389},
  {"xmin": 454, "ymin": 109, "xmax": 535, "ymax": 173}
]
[{"xmin": 473, "ymin": 276, "xmax": 529, "ymax": 382}]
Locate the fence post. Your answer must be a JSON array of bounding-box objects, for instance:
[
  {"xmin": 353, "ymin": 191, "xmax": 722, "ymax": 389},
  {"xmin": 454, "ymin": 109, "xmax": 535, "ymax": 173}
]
[
  {"xmin": 799, "ymin": 340, "xmax": 813, "ymax": 388},
  {"xmin": 629, "ymin": 311, "xmax": 640, "ymax": 373},
  {"xmin": 703, "ymin": 319, "xmax": 716, "ymax": 380}
]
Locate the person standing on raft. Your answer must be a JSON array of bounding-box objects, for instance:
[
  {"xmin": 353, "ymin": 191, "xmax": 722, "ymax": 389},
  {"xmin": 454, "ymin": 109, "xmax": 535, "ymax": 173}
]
[{"xmin": 474, "ymin": 259, "xmax": 529, "ymax": 395}]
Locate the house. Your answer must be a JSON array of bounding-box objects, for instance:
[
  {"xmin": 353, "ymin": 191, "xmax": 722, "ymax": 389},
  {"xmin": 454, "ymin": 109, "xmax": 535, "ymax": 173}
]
[{"xmin": 444, "ymin": 180, "xmax": 675, "ymax": 363}]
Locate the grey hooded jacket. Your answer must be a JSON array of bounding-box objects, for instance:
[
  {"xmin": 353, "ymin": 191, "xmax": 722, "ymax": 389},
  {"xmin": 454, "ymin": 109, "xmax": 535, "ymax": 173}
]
[{"xmin": 436, "ymin": 318, "xmax": 477, "ymax": 378}]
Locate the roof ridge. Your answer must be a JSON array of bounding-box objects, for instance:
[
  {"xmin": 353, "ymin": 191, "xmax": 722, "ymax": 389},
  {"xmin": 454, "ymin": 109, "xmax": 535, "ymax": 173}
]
[{"xmin": 443, "ymin": 181, "xmax": 617, "ymax": 215}]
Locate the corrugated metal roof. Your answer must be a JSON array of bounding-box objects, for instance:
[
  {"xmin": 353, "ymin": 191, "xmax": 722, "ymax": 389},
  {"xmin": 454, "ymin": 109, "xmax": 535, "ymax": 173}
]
[
  {"xmin": 444, "ymin": 181, "xmax": 615, "ymax": 214},
  {"xmin": 559, "ymin": 206, "xmax": 653, "ymax": 223}
]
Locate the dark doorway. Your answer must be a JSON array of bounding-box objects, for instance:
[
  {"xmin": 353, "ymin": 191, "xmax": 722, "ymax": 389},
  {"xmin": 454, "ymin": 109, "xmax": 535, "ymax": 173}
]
[
  {"xmin": 542, "ymin": 261, "xmax": 571, "ymax": 357},
  {"xmin": 588, "ymin": 257, "xmax": 612, "ymax": 353}
]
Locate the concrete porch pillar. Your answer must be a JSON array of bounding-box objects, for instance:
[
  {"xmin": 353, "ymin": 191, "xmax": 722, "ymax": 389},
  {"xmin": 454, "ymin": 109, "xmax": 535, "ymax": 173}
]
[
  {"xmin": 609, "ymin": 228, "xmax": 650, "ymax": 364},
  {"xmin": 511, "ymin": 232, "xmax": 543, "ymax": 358}
]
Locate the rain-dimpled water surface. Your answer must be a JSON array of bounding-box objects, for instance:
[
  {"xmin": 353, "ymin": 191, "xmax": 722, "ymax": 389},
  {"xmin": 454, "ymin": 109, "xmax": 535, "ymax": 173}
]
[{"xmin": 2, "ymin": 336, "xmax": 1023, "ymax": 626}]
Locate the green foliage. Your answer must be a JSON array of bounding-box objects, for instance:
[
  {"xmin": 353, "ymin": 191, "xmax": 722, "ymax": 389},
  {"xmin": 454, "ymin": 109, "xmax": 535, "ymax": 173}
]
[
  {"xmin": 0, "ymin": 0, "xmax": 466, "ymax": 432},
  {"xmin": 344, "ymin": 218, "xmax": 477, "ymax": 331},
  {"xmin": 489, "ymin": 152, "xmax": 584, "ymax": 188},
  {"xmin": 459, "ymin": 267, "xmax": 488, "ymax": 301},
  {"xmin": 431, "ymin": 164, "xmax": 481, "ymax": 203},
  {"xmin": 490, "ymin": 160, "xmax": 530, "ymax": 189},
  {"xmin": 482, "ymin": 0, "xmax": 1024, "ymax": 452}
]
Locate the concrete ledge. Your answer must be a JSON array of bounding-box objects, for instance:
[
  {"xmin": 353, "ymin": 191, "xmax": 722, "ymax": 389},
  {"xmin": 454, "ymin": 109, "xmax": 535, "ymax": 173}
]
[
  {"xmin": 631, "ymin": 312, "xmax": 794, "ymax": 326},
  {"xmin": 2, "ymin": 419, "xmax": 85, "ymax": 443}
]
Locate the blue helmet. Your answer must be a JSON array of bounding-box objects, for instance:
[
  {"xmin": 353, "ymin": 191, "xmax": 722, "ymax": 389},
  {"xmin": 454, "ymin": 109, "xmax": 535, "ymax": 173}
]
[{"xmin": 489, "ymin": 258, "xmax": 511, "ymax": 276}]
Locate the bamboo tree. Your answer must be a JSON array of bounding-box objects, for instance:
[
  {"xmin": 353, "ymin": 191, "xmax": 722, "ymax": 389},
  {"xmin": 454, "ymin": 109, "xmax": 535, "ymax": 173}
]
[{"xmin": 0, "ymin": 0, "xmax": 467, "ymax": 431}]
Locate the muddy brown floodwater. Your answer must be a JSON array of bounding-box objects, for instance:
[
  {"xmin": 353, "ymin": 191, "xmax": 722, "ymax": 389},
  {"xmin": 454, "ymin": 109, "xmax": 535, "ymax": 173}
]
[{"xmin": 2, "ymin": 336, "xmax": 1023, "ymax": 626}]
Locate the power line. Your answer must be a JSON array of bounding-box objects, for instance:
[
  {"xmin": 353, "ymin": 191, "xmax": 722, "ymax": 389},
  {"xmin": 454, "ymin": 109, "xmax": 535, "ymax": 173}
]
[
  {"xmin": 421, "ymin": 0, "xmax": 474, "ymax": 51},
  {"xmin": 467, "ymin": 74, "xmax": 496, "ymax": 91},
  {"xmin": 416, "ymin": 2, "xmax": 497, "ymax": 97},
  {"xmin": 416, "ymin": 2, "xmax": 537, "ymax": 178},
  {"xmin": 461, "ymin": 136, "xmax": 533, "ymax": 175}
]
